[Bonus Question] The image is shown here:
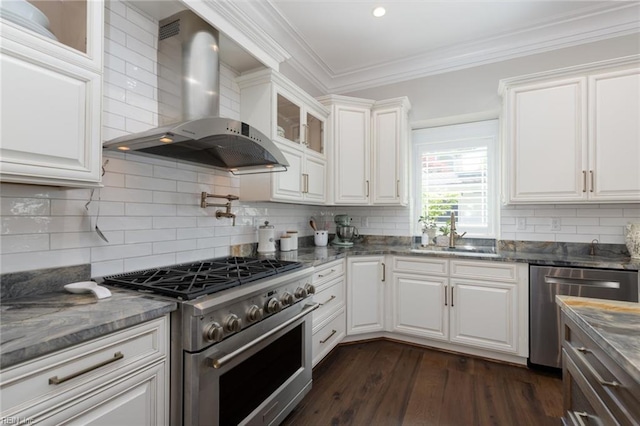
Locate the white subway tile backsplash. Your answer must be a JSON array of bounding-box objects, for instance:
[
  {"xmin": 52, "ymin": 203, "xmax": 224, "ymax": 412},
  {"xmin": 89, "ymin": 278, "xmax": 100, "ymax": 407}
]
[
  {"xmin": 92, "ymin": 243, "xmax": 152, "ymax": 262},
  {"xmin": 97, "ymin": 217, "xmax": 152, "ymax": 231},
  {"xmin": 0, "ymin": 234, "xmax": 49, "ymax": 254},
  {"xmin": 91, "ymin": 259, "xmax": 124, "ymax": 277},
  {"xmin": 0, "ymin": 249, "xmax": 91, "ymax": 274},
  {"xmin": 125, "ymin": 229, "xmax": 176, "ymax": 244},
  {"xmin": 104, "ymin": 97, "xmax": 155, "ymax": 125},
  {"xmin": 100, "ymin": 187, "xmax": 153, "ymax": 203},
  {"xmin": 125, "ymin": 62, "xmax": 157, "ymax": 86},
  {"xmin": 51, "ymin": 231, "xmax": 124, "ymax": 249},
  {"xmin": 577, "ymin": 208, "xmax": 624, "ymax": 217},
  {"xmin": 104, "ymin": 157, "xmax": 153, "ymax": 177},
  {"xmin": 104, "ymin": 82, "xmax": 127, "ymax": 101},
  {"xmin": 153, "ymin": 239, "xmax": 197, "ymax": 254},
  {"xmin": 153, "ymin": 217, "xmax": 197, "ymax": 229},
  {"xmin": 126, "ymin": 175, "xmax": 176, "ymax": 192},
  {"xmin": 126, "ymin": 203, "xmax": 176, "ymax": 217},
  {"xmin": 124, "ymin": 253, "xmax": 177, "ymax": 272},
  {"xmin": 0, "ymin": 198, "xmax": 50, "ymax": 216},
  {"xmin": 154, "ymin": 166, "xmax": 197, "ymax": 182},
  {"xmin": 177, "ymin": 227, "xmax": 216, "ymax": 240}
]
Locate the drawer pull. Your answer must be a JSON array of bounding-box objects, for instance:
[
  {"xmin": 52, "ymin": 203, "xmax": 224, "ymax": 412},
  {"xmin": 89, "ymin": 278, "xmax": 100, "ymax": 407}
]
[
  {"xmin": 574, "ymin": 347, "xmax": 621, "ymax": 388},
  {"xmin": 49, "ymin": 352, "xmax": 124, "ymax": 385},
  {"xmin": 319, "ymin": 295, "xmax": 336, "ymax": 306},
  {"xmin": 320, "ymin": 329, "xmax": 337, "ymax": 344},
  {"xmin": 317, "ymin": 269, "xmax": 336, "ymax": 278}
]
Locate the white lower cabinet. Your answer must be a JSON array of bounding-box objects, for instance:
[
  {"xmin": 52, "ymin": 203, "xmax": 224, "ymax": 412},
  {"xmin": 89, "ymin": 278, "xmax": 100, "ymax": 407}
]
[
  {"xmin": 0, "ymin": 316, "xmax": 169, "ymax": 425},
  {"xmin": 390, "ymin": 256, "xmax": 529, "ymax": 358},
  {"xmin": 346, "ymin": 256, "xmax": 385, "ymax": 335},
  {"xmin": 311, "ymin": 259, "xmax": 346, "ymax": 366}
]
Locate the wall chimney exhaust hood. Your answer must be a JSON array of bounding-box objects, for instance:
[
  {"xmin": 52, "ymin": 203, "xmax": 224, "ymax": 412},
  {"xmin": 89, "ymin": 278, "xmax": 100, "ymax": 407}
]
[{"xmin": 103, "ymin": 10, "xmax": 288, "ymax": 175}]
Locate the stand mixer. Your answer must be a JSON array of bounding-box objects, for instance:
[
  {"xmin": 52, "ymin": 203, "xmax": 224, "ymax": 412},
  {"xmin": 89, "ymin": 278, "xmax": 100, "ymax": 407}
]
[{"xmin": 332, "ymin": 214, "xmax": 359, "ymax": 246}]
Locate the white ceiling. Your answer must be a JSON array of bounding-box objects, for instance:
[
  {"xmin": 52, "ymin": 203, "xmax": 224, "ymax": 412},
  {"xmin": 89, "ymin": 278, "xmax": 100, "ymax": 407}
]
[{"xmin": 131, "ymin": 0, "xmax": 640, "ymax": 94}]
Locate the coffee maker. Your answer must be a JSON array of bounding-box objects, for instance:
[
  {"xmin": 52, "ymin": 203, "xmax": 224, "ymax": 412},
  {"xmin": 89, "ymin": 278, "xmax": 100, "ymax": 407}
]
[{"xmin": 332, "ymin": 214, "xmax": 359, "ymax": 246}]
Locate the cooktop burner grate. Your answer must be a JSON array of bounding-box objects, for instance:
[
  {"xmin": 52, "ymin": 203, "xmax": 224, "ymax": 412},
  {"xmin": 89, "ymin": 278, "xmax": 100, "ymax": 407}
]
[{"xmin": 100, "ymin": 257, "xmax": 302, "ymax": 300}]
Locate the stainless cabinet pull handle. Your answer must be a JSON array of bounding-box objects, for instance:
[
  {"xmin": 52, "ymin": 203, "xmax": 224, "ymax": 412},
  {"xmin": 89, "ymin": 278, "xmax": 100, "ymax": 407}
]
[
  {"xmin": 49, "ymin": 352, "xmax": 124, "ymax": 385},
  {"xmin": 320, "ymin": 329, "xmax": 337, "ymax": 344},
  {"xmin": 211, "ymin": 303, "xmax": 319, "ymax": 369},
  {"xmin": 381, "ymin": 262, "xmax": 386, "ymax": 282},
  {"xmin": 544, "ymin": 276, "xmax": 620, "ymax": 289},
  {"xmin": 590, "ymin": 170, "xmax": 594, "ymax": 193},
  {"xmin": 396, "ymin": 180, "xmax": 400, "ymax": 198},
  {"xmin": 451, "ymin": 286, "xmax": 454, "ymax": 307},
  {"xmin": 317, "ymin": 269, "xmax": 336, "ymax": 278},
  {"xmin": 582, "ymin": 171, "xmax": 586, "ymax": 193},
  {"xmin": 366, "ymin": 180, "xmax": 370, "ymax": 197},
  {"xmin": 305, "ymin": 174, "xmax": 309, "ymax": 193},
  {"xmin": 319, "ymin": 295, "xmax": 336, "ymax": 306},
  {"xmin": 444, "ymin": 285, "xmax": 448, "ymax": 306},
  {"xmin": 574, "ymin": 346, "xmax": 621, "ymax": 388}
]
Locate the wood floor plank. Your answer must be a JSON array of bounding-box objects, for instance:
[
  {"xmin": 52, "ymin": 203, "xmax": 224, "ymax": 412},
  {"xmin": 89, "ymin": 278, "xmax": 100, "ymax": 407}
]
[{"xmin": 282, "ymin": 340, "xmax": 563, "ymax": 426}]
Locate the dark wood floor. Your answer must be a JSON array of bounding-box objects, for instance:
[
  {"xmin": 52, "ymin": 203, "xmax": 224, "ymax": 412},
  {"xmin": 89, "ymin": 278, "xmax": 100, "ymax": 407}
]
[{"xmin": 283, "ymin": 340, "xmax": 562, "ymax": 426}]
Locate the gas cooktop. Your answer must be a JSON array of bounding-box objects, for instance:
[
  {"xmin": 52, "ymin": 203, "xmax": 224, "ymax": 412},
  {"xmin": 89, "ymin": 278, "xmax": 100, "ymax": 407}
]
[{"xmin": 99, "ymin": 257, "xmax": 302, "ymax": 300}]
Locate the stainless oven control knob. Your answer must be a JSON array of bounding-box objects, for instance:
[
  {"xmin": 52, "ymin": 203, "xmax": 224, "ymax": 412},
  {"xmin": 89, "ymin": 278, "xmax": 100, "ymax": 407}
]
[
  {"xmin": 224, "ymin": 314, "xmax": 242, "ymax": 333},
  {"xmin": 203, "ymin": 322, "xmax": 224, "ymax": 342},
  {"xmin": 246, "ymin": 305, "xmax": 263, "ymax": 322},
  {"xmin": 265, "ymin": 297, "xmax": 282, "ymax": 314},
  {"xmin": 304, "ymin": 283, "xmax": 316, "ymax": 295},
  {"xmin": 280, "ymin": 292, "xmax": 294, "ymax": 306},
  {"xmin": 294, "ymin": 287, "xmax": 308, "ymax": 299}
]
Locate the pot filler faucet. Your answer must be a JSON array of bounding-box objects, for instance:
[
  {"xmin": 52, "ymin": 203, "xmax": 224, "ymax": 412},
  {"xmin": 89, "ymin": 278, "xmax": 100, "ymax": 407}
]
[
  {"xmin": 449, "ymin": 212, "xmax": 467, "ymax": 248},
  {"xmin": 200, "ymin": 192, "xmax": 239, "ymax": 226}
]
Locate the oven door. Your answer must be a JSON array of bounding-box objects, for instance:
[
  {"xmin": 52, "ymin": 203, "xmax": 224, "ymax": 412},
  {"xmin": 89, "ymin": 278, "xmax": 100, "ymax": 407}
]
[{"xmin": 184, "ymin": 302, "xmax": 318, "ymax": 426}]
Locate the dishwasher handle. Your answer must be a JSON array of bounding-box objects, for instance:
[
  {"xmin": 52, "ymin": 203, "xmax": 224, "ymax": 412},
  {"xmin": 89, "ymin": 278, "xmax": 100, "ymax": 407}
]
[{"xmin": 544, "ymin": 276, "xmax": 620, "ymax": 289}]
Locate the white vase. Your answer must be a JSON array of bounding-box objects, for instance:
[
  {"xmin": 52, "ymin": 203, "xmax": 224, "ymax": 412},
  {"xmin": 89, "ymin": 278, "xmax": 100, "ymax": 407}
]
[
  {"xmin": 421, "ymin": 229, "xmax": 436, "ymax": 246},
  {"xmin": 625, "ymin": 222, "xmax": 640, "ymax": 259}
]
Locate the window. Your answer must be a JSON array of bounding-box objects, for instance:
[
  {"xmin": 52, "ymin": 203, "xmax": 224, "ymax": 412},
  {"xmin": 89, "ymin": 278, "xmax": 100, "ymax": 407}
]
[{"xmin": 413, "ymin": 120, "xmax": 498, "ymax": 238}]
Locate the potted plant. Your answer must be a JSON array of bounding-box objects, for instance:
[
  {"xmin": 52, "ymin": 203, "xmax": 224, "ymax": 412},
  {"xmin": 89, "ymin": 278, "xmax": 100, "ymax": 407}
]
[
  {"xmin": 418, "ymin": 215, "xmax": 437, "ymax": 246},
  {"xmin": 435, "ymin": 221, "xmax": 451, "ymax": 246}
]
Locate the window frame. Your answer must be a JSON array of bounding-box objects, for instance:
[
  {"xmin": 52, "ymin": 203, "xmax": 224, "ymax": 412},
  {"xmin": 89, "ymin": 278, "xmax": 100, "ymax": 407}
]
[{"xmin": 412, "ymin": 119, "xmax": 499, "ymax": 238}]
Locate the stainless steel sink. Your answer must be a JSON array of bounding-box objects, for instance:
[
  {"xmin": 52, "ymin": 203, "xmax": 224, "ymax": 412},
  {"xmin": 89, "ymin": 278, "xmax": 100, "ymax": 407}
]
[{"xmin": 410, "ymin": 246, "xmax": 500, "ymax": 258}]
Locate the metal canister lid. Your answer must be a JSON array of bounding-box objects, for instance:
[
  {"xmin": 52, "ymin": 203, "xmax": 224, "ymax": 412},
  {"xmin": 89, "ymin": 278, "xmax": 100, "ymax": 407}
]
[{"xmin": 259, "ymin": 221, "xmax": 274, "ymax": 229}]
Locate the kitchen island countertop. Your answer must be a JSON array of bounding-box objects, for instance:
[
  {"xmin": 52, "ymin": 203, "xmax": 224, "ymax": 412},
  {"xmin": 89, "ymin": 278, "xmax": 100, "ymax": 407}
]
[{"xmin": 556, "ymin": 295, "xmax": 640, "ymax": 384}]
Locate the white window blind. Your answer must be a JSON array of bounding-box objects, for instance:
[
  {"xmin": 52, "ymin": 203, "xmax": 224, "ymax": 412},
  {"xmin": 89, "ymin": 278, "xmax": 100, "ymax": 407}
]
[{"xmin": 413, "ymin": 120, "xmax": 498, "ymax": 238}]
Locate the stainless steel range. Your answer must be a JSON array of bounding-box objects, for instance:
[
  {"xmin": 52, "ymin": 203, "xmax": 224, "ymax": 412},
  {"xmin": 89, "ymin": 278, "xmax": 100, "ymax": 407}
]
[{"xmin": 97, "ymin": 256, "xmax": 317, "ymax": 426}]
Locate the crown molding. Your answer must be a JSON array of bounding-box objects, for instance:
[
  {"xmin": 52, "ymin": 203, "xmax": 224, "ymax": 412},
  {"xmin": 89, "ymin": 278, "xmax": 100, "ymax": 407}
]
[{"xmin": 238, "ymin": 1, "xmax": 640, "ymax": 94}]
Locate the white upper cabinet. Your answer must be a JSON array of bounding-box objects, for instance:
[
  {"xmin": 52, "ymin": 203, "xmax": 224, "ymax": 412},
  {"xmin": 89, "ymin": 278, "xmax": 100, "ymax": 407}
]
[
  {"xmin": 500, "ymin": 56, "xmax": 640, "ymax": 204},
  {"xmin": 237, "ymin": 69, "xmax": 329, "ymax": 205},
  {"xmin": 0, "ymin": 0, "xmax": 104, "ymax": 187},
  {"xmin": 319, "ymin": 95, "xmax": 411, "ymax": 206}
]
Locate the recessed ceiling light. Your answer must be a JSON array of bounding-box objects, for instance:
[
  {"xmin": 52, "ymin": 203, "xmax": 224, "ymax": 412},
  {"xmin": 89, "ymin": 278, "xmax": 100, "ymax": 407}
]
[{"xmin": 372, "ymin": 6, "xmax": 386, "ymax": 18}]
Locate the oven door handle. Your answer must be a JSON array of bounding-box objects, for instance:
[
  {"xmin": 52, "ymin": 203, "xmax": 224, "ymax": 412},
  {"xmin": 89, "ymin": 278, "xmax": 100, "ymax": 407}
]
[{"xmin": 210, "ymin": 303, "xmax": 320, "ymax": 369}]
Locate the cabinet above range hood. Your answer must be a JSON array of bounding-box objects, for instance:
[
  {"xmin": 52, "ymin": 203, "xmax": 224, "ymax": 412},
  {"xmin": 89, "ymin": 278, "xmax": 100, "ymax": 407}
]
[{"xmin": 103, "ymin": 10, "xmax": 288, "ymax": 175}]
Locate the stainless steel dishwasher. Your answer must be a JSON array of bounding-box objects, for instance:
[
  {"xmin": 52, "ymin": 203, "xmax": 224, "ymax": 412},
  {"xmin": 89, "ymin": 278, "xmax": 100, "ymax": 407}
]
[{"xmin": 529, "ymin": 265, "xmax": 638, "ymax": 369}]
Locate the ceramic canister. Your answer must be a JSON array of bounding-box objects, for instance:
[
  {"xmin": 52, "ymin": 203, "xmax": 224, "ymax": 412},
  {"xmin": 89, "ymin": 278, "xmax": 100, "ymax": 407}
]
[
  {"xmin": 286, "ymin": 230, "xmax": 298, "ymax": 250},
  {"xmin": 625, "ymin": 222, "xmax": 640, "ymax": 259},
  {"xmin": 280, "ymin": 235, "xmax": 292, "ymax": 252},
  {"xmin": 257, "ymin": 221, "xmax": 276, "ymax": 253}
]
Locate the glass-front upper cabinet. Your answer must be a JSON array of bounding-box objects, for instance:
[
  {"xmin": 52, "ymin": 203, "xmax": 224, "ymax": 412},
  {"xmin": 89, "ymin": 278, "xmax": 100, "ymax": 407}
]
[
  {"xmin": 305, "ymin": 110, "xmax": 324, "ymax": 154},
  {"xmin": 276, "ymin": 92, "xmax": 325, "ymax": 155},
  {"xmin": 0, "ymin": 0, "xmax": 102, "ymax": 70},
  {"xmin": 277, "ymin": 94, "xmax": 301, "ymax": 144}
]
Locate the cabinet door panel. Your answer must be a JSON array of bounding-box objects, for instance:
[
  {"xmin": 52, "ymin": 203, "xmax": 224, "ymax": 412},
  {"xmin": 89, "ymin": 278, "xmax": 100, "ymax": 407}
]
[
  {"xmin": 0, "ymin": 44, "xmax": 101, "ymax": 186},
  {"xmin": 334, "ymin": 106, "xmax": 370, "ymax": 204},
  {"xmin": 392, "ymin": 274, "xmax": 448, "ymax": 340},
  {"xmin": 347, "ymin": 257, "xmax": 384, "ymax": 334},
  {"xmin": 508, "ymin": 78, "xmax": 587, "ymax": 202},
  {"xmin": 273, "ymin": 145, "xmax": 303, "ymax": 200},
  {"xmin": 372, "ymin": 108, "xmax": 401, "ymax": 204},
  {"xmin": 304, "ymin": 154, "xmax": 326, "ymax": 203},
  {"xmin": 449, "ymin": 279, "xmax": 517, "ymax": 353},
  {"xmin": 589, "ymin": 69, "xmax": 640, "ymax": 201}
]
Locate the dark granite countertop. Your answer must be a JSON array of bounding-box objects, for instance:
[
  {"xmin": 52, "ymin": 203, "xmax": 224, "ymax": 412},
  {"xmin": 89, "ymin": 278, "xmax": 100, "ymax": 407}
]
[
  {"xmin": 556, "ymin": 296, "xmax": 640, "ymax": 385},
  {"xmin": 267, "ymin": 243, "xmax": 639, "ymax": 271},
  {"xmin": 0, "ymin": 288, "xmax": 176, "ymax": 369}
]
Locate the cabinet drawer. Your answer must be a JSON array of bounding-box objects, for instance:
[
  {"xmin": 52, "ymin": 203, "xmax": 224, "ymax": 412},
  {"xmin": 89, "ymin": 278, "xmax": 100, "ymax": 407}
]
[
  {"xmin": 563, "ymin": 349, "xmax": 617, "ymax": 426},
  {"xmin": 562, "ymin": 314, "xmax": 640, "ymax": 424},
  {"xmin": 312, "ymin": 308, "xmax": 346, "ymax": 367},
  {"xmin": 450, "ymin": 260, "xmax": 519, "ymax": 282},
  {"xmin": 393, "ymin": 256, "xmax": 448, "ymax": 276},
  {"xmin": 0, "ymin": 316, "xmax": 168, "ymax": 415},
  {"xmin": 312, "ymin": 259, "xmax": 345, "ymax": 285},
  {"xmin": 312, "ymin": 276, "xmax": 345, "ymax": 328}
]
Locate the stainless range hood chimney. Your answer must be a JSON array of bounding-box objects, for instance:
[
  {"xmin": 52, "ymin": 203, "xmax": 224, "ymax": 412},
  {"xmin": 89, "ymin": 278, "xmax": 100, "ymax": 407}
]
[{"xmin": 103, "ymin": 10, "xmax": 288, "ymax": 175}]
